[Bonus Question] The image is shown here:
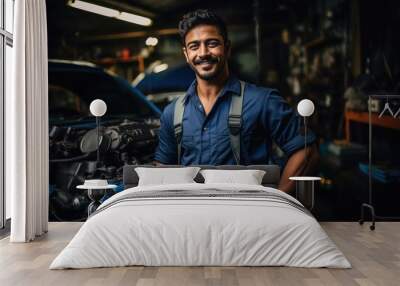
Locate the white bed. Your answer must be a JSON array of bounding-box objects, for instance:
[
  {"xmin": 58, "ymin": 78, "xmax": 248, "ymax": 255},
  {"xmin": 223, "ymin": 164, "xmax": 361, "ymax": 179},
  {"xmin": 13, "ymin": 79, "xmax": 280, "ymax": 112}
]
[{"xmin": 50, "ymin": 183, "xmax": 351, "ymax": 269}]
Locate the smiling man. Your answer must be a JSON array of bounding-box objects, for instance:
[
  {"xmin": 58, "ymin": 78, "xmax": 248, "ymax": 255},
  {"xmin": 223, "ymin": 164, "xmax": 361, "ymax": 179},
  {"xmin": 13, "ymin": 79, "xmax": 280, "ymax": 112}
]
[{"xmin": 154, "ymin": 9, "xmax": 318, "ymax": 193}]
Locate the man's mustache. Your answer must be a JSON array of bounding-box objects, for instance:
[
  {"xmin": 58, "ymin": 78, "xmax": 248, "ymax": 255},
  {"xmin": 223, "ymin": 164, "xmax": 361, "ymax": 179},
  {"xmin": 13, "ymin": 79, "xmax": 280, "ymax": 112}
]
[{"xmin": 194, "ymin": 56, "xmax": 219, "ymax": 65}]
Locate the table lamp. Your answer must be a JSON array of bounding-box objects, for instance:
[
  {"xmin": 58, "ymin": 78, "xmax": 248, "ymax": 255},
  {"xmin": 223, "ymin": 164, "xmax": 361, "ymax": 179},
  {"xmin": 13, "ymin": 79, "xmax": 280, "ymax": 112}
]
[
  {"xmin": 297, "ymin": 99, "xmax": 315, "ymax": 164},
  {"xmin": 291, "ymin": 99, "xmax": 317, "ymax": 210},
  {"xmin": 89, "ymin": 99, "xmax": 107, "ymax": 165}
]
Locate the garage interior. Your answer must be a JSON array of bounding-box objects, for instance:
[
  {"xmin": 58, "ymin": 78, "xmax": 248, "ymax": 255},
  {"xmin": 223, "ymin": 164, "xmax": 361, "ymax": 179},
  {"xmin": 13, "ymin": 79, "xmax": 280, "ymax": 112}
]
[{"xmin": 45, "ymin": 0, "xmax": 400, "ymax": 222}]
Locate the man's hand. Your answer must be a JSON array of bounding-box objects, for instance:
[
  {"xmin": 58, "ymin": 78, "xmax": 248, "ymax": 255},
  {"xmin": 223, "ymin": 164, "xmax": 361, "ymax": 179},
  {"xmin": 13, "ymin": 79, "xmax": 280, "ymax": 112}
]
[{"xmin": 278, "ymin": 143, "xmax": 319, "ymax": 194}]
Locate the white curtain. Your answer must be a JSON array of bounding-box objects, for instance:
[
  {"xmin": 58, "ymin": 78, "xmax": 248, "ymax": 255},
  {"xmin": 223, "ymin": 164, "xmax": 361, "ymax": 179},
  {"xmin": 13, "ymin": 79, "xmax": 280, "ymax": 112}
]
[{"xmin": 7, "ymin": 0, "xmax": 49, "ymax": 242}]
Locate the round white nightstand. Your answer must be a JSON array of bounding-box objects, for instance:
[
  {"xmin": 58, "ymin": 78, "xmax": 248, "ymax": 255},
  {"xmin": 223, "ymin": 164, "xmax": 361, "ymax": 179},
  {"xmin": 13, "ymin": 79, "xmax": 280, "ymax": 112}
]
[
  {"xmin": 77, "ymin": 184, "xmax": 117, "ymax": 217},
  {"xmin": 289, "ymin": 176, "xmax": 321, "ymax": 210}
]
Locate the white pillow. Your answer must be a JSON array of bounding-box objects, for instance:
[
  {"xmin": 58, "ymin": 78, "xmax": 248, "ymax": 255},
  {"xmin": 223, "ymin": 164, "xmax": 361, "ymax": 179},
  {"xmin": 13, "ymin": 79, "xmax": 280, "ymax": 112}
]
[
  {"xmin": 200, "ymin": 169, "xmax": 266, "ymax": 185},
  {"xmin": 135, "ymin": 167, "xmax": 201, "ymax": 186}
]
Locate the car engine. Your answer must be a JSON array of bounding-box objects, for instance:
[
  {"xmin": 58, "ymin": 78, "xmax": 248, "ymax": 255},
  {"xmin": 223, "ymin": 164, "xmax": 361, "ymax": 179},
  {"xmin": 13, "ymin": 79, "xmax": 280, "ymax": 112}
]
[{"xmin": 49, "ymin": 118, "xmax": 160, "ymax": 221}]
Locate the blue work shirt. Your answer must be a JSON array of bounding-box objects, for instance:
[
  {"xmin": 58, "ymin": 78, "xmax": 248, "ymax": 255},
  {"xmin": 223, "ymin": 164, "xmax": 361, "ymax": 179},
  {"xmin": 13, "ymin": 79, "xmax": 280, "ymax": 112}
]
[{"xmin": 154, "ymin": 76, "xmax": 316, "ymax": 165}]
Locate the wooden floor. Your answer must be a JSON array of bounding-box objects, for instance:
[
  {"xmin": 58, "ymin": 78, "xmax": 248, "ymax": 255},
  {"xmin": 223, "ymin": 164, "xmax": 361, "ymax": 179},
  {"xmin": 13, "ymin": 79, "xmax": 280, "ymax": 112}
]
[{"xmin": 0, "ymin": 222, "xmax": 399, "ymax": 286}]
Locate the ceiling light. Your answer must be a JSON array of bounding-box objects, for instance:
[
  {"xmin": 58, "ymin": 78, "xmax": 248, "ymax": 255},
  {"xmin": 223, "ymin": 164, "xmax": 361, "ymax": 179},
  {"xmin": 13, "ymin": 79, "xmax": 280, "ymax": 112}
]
[
  {"xmin": 118, "ymin": 12, "xmax": 152, "ymax": 26},
  {"xmin": 67, "ymin": 0, "xmax": 152, "ymax": 26},
  {"xmin": 68, "ymin": 0, "xmax": 118, "ymax": 17},
  {"xmin": 145, "ymin": 37, "xmax": 158, "ymax": 46}
]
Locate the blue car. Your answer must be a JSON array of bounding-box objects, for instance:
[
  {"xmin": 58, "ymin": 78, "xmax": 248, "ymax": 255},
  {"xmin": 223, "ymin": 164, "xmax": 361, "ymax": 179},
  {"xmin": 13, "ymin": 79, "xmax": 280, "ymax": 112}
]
[
  {"xmin": 134, "ymin": 63, "xmax": 195, "ymax": 110},
  {"xmin": 49, "ymin": 59, "xmax": 161, "ymax": 123}
]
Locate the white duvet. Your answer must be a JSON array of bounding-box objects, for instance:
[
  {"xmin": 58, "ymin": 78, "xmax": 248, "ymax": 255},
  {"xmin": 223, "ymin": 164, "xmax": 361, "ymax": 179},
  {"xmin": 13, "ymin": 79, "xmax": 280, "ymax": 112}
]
[{"xmin": 50, "ymin": 183, "xmax": 351, "ymax": 269}]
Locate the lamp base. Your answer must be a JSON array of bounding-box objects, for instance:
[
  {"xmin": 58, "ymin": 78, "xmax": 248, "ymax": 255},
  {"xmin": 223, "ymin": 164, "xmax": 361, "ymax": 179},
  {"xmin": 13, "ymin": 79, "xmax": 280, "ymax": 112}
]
[{"xmin": 359, "ymin": 203, "xmax": 375, "ymax": 230}]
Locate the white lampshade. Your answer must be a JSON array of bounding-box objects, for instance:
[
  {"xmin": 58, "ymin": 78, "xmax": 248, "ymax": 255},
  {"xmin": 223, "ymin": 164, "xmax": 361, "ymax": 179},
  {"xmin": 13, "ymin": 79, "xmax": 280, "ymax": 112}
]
[
  {"xmin": 90, "ymin": 99, "xmax": 107, "ymax": 117},
  {"xmin": 297, "ymin": 99, "xmax": 315, "ymax": 117}
]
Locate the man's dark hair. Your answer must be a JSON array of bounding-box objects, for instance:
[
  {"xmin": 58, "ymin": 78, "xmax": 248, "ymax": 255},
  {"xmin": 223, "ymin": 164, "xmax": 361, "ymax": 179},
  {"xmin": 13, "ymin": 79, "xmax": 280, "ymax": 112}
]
[{"xmin": 178, "ymin": 9, "xmax": 228, "ymax": 46}]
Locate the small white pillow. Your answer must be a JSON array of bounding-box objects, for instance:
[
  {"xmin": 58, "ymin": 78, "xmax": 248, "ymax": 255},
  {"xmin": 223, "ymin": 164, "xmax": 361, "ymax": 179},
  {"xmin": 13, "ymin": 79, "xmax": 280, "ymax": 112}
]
[
  {"xmin": 135, "ymin": 167, "xmax": 201, "ymax": 186},
  {"xmin": 200, "ymin": 169, "xmax": 266, "ymax": 185}
]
